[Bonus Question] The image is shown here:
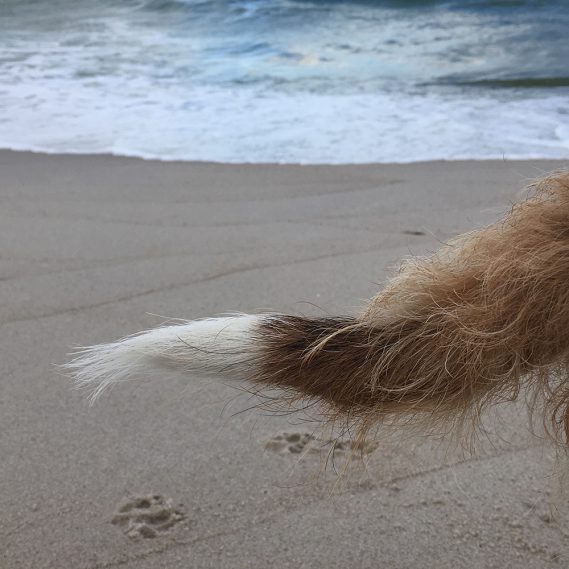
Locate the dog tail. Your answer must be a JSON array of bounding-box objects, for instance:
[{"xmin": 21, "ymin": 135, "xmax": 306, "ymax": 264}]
[
  {"xmin": 67, "ymin": 171, "xmax": 569, "ymax": 443},
  {"xmin": 67, "ymin": 313, "xmax": 369, "ymax": 405}
]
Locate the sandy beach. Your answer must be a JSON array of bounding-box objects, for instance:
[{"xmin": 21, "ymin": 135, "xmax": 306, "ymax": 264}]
[{"xmin": 2, "ymin": 150, "xmax": 569, "ymax": 568}]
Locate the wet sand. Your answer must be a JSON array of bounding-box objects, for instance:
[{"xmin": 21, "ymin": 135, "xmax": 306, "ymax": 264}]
[{"xmin": 1, "ymin": 150, "xmax": 568, "ymax": 568}]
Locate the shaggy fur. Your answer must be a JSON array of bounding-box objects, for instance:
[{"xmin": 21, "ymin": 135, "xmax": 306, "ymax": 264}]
[{"xmin": 67, "ymin": 171, "xmax": 569, "ymax": 445}]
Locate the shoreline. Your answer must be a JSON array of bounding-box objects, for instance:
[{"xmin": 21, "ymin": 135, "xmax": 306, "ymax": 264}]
[{"xmin": 1, "ymin": 147, "xmax": 568, "ymax": 167}]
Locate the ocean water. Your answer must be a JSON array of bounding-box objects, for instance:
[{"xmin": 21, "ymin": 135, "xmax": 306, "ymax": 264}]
[{"xmin": 1, "ymin": 0, "xmax": 568, "ymax": 163}]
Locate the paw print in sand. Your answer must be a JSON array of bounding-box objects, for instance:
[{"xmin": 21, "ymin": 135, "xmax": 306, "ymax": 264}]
[
  {"xmin": 112, "ymin": 494, "xmax": 185, "ymax": 539},
  {"xmin": 265, "ymin": 432, "xmax": 314, "ymax": 455},
  {"xmin": 265, "ymin": 431, "xmax": 377, "ymax": 457}
]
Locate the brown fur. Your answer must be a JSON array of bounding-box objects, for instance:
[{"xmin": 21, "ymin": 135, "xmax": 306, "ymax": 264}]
[{"xmin": 248, "ymin": 172, "xmax": 569, "ymax": 445}]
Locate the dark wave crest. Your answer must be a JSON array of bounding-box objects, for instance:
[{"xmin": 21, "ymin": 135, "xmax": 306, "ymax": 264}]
[{"xmin": 458, "ymin": 77, "xmax": 569, "ymax": 89}]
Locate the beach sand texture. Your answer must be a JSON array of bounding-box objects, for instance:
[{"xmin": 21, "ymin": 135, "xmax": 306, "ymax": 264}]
[{"xmin": 2, "ymin": 151, "xmax": 569, "ymax": 568}]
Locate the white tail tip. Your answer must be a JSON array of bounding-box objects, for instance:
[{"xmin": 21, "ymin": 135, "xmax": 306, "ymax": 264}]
[{"xmin": 65, "ymin": 315, "xmax": 263, "ymax": 402}]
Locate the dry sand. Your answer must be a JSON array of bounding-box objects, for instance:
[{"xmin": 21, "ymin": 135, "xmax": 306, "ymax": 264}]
[{"xmin": 1, "ymin": 150, "xmax": 569, "ymax": 568}]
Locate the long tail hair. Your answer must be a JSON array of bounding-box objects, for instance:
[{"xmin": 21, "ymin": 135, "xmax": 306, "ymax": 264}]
[{"xmin": 67, "ymin": 172, "xmax": 569, "ymax": 444}]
